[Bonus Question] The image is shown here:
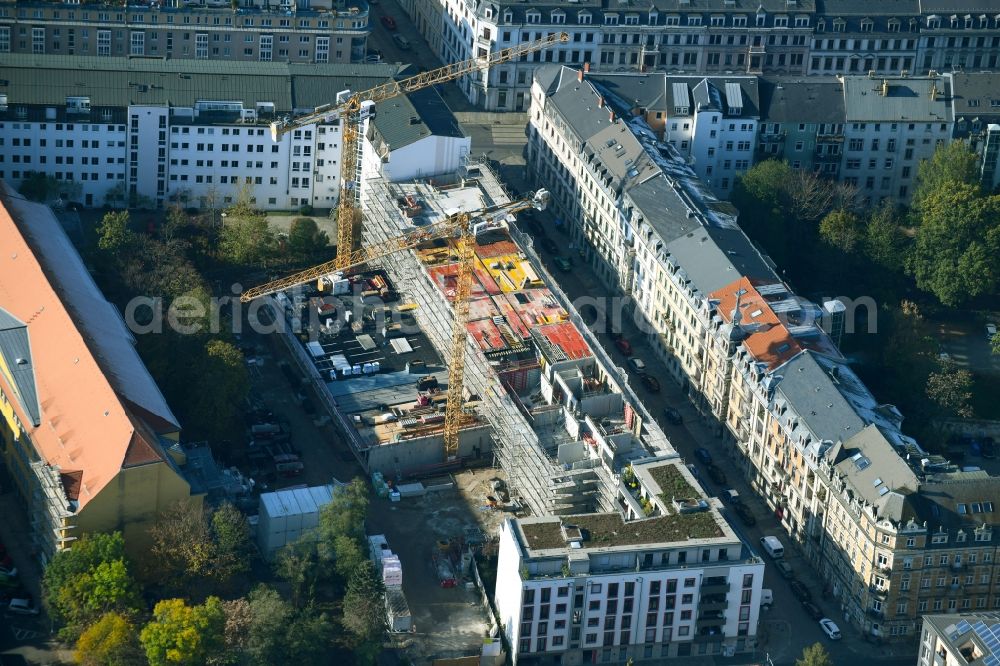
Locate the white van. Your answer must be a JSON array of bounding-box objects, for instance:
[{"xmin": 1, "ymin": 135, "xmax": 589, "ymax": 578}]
[
  {"xmin": 760, "ymin": 589, "xmax": 773, "ymax": 608},
  {"xmin": 759, "ymin": 535, "xmax": 785, "ymax": 559}
]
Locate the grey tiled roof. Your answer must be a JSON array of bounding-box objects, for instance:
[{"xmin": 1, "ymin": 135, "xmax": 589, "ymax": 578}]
[
  {"xmin": 370, "ymin": 87, "xmax": 464, "ymax": 151},
  {"xmin": 759, "ymin": 77, "xmax": 846, "ymax": 124},
  {"xmin": 0, "ymin": 307, "xmax": 39, "ymax": 426},
  {"xmin": 842, "ymin": 75, "xmax": 953, "ymax": 123}
]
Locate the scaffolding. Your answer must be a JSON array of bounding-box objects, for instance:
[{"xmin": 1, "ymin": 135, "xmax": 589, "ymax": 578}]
[{"xmin": 360, "ymin": 162, "xmax": 616, "ymax": 516}]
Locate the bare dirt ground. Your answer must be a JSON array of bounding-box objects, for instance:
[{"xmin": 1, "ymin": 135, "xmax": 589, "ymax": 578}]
[{"xmin": 366, "ymin": 467, "xmax": 510, "ymax": 665}]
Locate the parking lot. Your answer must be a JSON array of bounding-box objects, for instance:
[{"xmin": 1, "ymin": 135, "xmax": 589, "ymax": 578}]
[{"xmin": 366, "ymin": 468, "xmax": 508, "ymax": 665}]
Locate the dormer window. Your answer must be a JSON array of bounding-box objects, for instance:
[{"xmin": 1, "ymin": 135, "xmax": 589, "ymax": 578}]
[
  {"xmin": 604, "ymin": 13, "xmax": 618, "ymax": 25},
  {"xmin": 551, "ymin": 10, "xmax": 565, "ymax": 25},
  {"xmin": 965, "ymin": 14, "xmax": 972, "ymax": 28},
  {"xmin": 526, "ymin": 10, "xmax": 540, "ymax": 24},
  {"xmin": 503, "ymin": 10, "xmax": 512, "ymax": 22},
  {"xmin": 794, "ymin": 15, "xmax": 809, "ymax": 28},
  {"xmin": 687, "ymin": 15, "xmax": 701, "ymax": 26},
  {"xmin": 816, "ymin": 19, "xmax": 825, "ymax": 32},
  {"xmin": 756, "ymin": 11, "xmax": 766, "ymax": 27},
  {"xmin": 774, "ymin": 15, "xmax": 788, "ymax": 27},
  {"xmin": 624, "ymin": 13, "xmax": 639, "ymax": 25},
  {"xmin": 926, "ymin": 15, "xmax": 940, "ymax": 29},
  {"xmin": 949, "ymin": 15, "xmax": 958, "ymax": 29},
  {"xmin": 860, "ymin": 18, "xmax": 873, "ymax": 32},
  {"xmin": 833, "ymin": 18, "xmax": 846, "ymax": 32},
  {"xmin": 665, "ymin": 14, "xmax": 679, "ymax": 26},
  {"xmin": 578, "ymin": 11, "xmax": 591, "ymax": 24},
  {"xmin": 648, "ymin": 10, "xmax": 658, "ymax": 25},
  {"xmin": 887, "ymin": 18, "xmax": 900, "ymax": 33},
  {"xmin": 732, "ymin": 14, "xmax": 746, "ymax": 27},
  {"xmin": 710, "ymin": 14, "xmax": 725, "ymax": 26}
]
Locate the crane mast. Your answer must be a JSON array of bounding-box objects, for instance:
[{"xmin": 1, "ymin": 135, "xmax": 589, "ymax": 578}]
[{"xmin": 267, "ymin": 32, "xmax": 568, "ymax": 271}]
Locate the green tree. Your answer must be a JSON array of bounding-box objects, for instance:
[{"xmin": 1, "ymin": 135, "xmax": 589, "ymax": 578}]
[
  {"xmin": 43, "ymin": 532, "xmax": 142, "ymax": 640},
  {"xmin": 912, "ymin": 141, "xmax": 980, "ymax": 211},
  {"xmin": 245, "ymin": 586, "xmax": 293, "ymax": 666},
  {"xmin": 796, "ymin": 642, "xmax": 834, "ymax": 666},
  {"xmin": 19, "ymin": 172, "xmax": 81, "ymax": 204},
  {"xmin": 332, "ymin": 534, "xmax": 366, "ymax": 582},
  {"xmin": 991, "ymin": 332, "xmax": 1000, "ymax": 356},
  {"xmin": 97, "ymin": 211, "xmax": 136, "ymax": 254},
  {"xmin": 74, "ymin": 612, "xmax": 144, "ymax": 666},
  {"xmin": 341, "ymin": 562, "xmax": 387, "ymax": 665},
  {"xmin": 140, "ymin": 597, "xmax": 226, "ymax": 666},
  {"xmin": 219, "ymin": 189, "xmax": 275, "ymax": 266},
  {"xmin": 818, "ymin": 209, "xmax": 863, "ymax": 253},
  {"xmin": 908, "ymin": 183, "xmax": 1000, "ymax": 306},
  {"xmin": 146, "ymin": 500, "xmax": 215, "ymax": 592},
  {"xmin": 927, "ymin": 364, "xmax": 975, "ymax": 418},
  {"xmin": 731, "ymin": 160, "xmax": 793, "ymax": 260},
  {"xmin": 185, "ymin": 340, "xmax": 249, "ymax": 447},
  {"xmin": 285, "ymin": 611, "xmax": 333, "ymax": 664},
  {"xmin": 863, "ymin": 200, "xmax": 908, "ymax": 272},
  {"xmin": 316, "ymin": 479, "xmax": 370, "ymax": 586},
  {"xmin": 274, "ymin": 538, "xmax": 322, "ymax": 610},
  {"xmin": 287, "ymin": 218, "xmax": 330, "ymax": 259},
  {"xmin": 210, "ymin": 501, "xmax": 254, "ymax": 582}
]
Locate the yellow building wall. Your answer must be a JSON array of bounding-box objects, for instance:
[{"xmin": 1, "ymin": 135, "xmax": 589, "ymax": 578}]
[{"xmin": 75, "ymin": 460, "xmax": 201, "ymax": 555}]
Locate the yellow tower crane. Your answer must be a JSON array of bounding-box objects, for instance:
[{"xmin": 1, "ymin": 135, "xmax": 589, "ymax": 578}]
[
  {"xmin": 267, "ymin": 32, "xmax": 568, "ymax": 272},
  {"xmin": 241, "ymin": 190, "xmax": 551, "ymax": 459}
]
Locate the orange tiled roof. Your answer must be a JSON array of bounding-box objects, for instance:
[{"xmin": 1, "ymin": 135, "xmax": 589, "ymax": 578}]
[{"xmin": 0, "ymin": 188, "xmax": 178, "ymax": 510}]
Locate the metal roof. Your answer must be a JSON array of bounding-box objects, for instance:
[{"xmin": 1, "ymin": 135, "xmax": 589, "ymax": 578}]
[
  {"xmin": 0, "ymin": 54, "xmax": 407, "ymax": 112},
  {"xmin": 842, "ymin": 75, "xmax": 953, "ymax": 123},
  {"xmin": 0, "ymin": 307, "xmax": 39, "ymax": 426},
  {"xmin": 370, "ymin": 86, "xmax": 464, "ymax": 152},
  {"xmin": 773, "ymin": 350, "xmax": 866, "ymax": 445},
  {"xmin": 758, "ymin": 76, "xmax": 846, "ymax": 124}
]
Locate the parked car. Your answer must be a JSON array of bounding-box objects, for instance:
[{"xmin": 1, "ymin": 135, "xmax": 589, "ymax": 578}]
[
  {"xmin": 774, "ymin": 560, "xmax": 794, "ymax": 579},
  {"xmin": 705, "ymin": 463, "xmax": 727, "ymax": 485},
  {"xmin": 0, "ymin": 565, "xmax": 17, "ymax": 578},
  {"xmin": 7, "ymin": 597, "xmax": 39, "ymax": 615},
  {"xmin": 982, "ymin": 437, "xmax": 997, "ymax": 460},
  {"xmin": 553, "ymin": 256, "xmax": 572, "ymax": 272},
  {"xmin": 640, "ymin": 373, "xmax": 661, "ymax": 393},
  {"xmin": 615, "ymin": 337, "xmax": 633, "ymax": 355},
  {"xmin": 987, "ymin": 322, "xmax": 997, "ymax": 341},
  {"xmin": 801, "ymin": 601, "xmax": 823, "ymax": 621},
  {"xmin": 732, "ymin": 501, "xmax": 756, "ymax": 526},
  {"xmin": 380, "ymin": 14, "xmax": 396, "ymax": 29},
  {"xmin": 539, "ymin": 236, "xmax": 559, "ymax": 254},
  {"xmin": 663, "ymin": 407, "xmax": 683, "ymax": 425},
  {"xmin": 391, "ymin": 33, "xmax": 411, "ymax": 49},
  {"xmin": 694, "ymin": 447, "xmax": 713, "ymax": 464},
  {"xmin": 819, "ymin": 618, "xmax": 842, "ymax": 640},
  {"xmin": 790, "ymin": 580, "xmax": 812, "ymax": 603},
  {"xmin": 686, "ymin": 463, "xmax": 700, "ymax": 479},
  {"xmin": 627, "ymin": 357, "xmax": 646, "ymax": 372}
]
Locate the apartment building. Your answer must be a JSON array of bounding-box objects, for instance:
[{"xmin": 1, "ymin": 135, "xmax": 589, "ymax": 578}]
[
  {"xmin": 496, "ymin": 459, "xmax": 765, "ymax": 664},
  {"xmin": 528, "ymin": 64, "xmax": 1000, "ymax": 640},
  {"xmin": 948, "ymin": 71, "xmax": 1000, "ymax": 191},
  {"xmin": 918, "ymin": 612, "xmax": 1000, "ymax": 666},
  {"xmin": 400, "ymin": 0, "xmax": 1000, "ymax": 111},
  {"xmin": 0, "ymin": 184, "xmax": 201, "ymax": 561},
  {"xmin": 587, "ymin": 72, "xmax": 760, "ymax": 198},
  {"xmin": 0, "ymin": 54, "xmax": 408, "ymax": 209},
  {"xmin": 0, "ymin": 0, "xmax": 368, "ymax": 64},
  {"xmin": 756, "ymin": 77, "xmax": 844, "ymax": 177}
]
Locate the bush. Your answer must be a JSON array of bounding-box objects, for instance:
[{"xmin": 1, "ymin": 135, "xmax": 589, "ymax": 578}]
[{"xmin": 298, "ymin": 204, "xmax": 314, "ymax": 216}]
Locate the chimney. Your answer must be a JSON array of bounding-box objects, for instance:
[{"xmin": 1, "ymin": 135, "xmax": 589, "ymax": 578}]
[
  {"xmin": 578, "ymin": 68, "xmax": 584, "ymax": 82},
  {"xmin": 609, "ymin": 109, "xmax": 616, "ymax": 123},
  {"xmin": 598, "ymin": 96, "xmax": 605, "ymax": 109},
  {"xmin": 584, "ymin": 62, "xmax": 591, "ymax": 74}
]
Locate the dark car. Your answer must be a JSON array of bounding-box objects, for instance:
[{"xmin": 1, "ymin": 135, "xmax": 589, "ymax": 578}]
[
  {"xmin": 380, "ymin": 14, "xmax": 397, "ymax": 29},
  {"xmin": 732, "ymin": 501, "xmax": 756, "ymax": 526},
  {"xmin": 982, "ymin": 438, "xmax": 997, "ymax": 459},
  {"xmin": 640, "ymin": 373, "xmax": 661, "ymax": 393},
  {"xmin": 663, "ymin": 407, "xmax": 683, "ymax": 425},
  {"xmin": 790, "ymin": 580, "xmax": 812, "ymax": 603},
  {"xmin": 553, "ymin": 256, "xmax": 572, "ymax": 272},
  {"xmin": 801, "ymin": 600, "xmax": 823, "ymax": 621},
  {"xmin": 695, "ymin": 448, "xmax": 713, "ymax": 464},
  {"xmin": 705, "ymin": 463, "xmax": 727, "ymax": 485},
  {"xmin": 540, "ymin": 236, "xmax": 559, "ymax": 254},
  {"xmin": 615, "ymin": 337, "xmax": 633, "ymax": 355},
  {"xmin": 775, "ymin": 560, "xmax": 794, "ymax": 579}
]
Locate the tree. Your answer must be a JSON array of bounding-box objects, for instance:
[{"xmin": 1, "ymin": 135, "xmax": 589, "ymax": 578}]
[
  {"xmin": 97, "ymin": 211, "xmax": 136, "ymax": 254},
  {"xmin": 907, "ymin": 183, "xmax": 1000, "ymax": 306},
  {"xmin": 991, "ymin": 332, "xmax": 1000, "ymax": 356},
  {"xmin": 912, "ymin": 141, "xmax": 980, "ymax": 211},
  {"xmin": 245, "ymin": 586, "xmax": 293, "ymax": 666},
  {"xmin": 863, "ymin": 200, "xmax": 908, "ymax": 272},
  {"xmin": 18, "ymin": 172, "xmax": 82, "ymax": 204},
  {"xmin": 43, "ymin": 532, "xmax": 141, "ymax": 640},
  {"xmin": 210, "ymin": 501, "xmax": 254, "ymax": 582},
  {"xmin": 221, "ymin": 598, "xmax": 253, "ymax": 656},
  {"xmin": 927, "ymin": 363, "xmax": 975, "ymax": 418},
  {"xmin": 796, "ymin": 642, "xmax": 834, "ymax": 666},
  {"xmin": 274, "ymin": 538, "xmax": 322, "ymax": 610},
  {"xmin": 287, "ymin": 218, "xmax": 330, "ymax": 260},
  {"xmin": 818, "ymin": 209, "xmax": 863, "ymax": 253},
  {"xmin": 105, "ymin": 182, "xmax": 129, "ymax": 209},
  {"xmin": 284, "ymin": 612, "xmax": 333, "ymax": 664},
  {"xmin": 186, "ymin": 340, "xmax": 250, "ymax": 447},
  {"xmin": 140, "ymin": 597, "xmax": 226, "ymax": 666},
  {"xmin": 341, "ymin": 562, "xmax": 387, "ymax": 665},
  {"xmin": 316, "ymin": 479, "xmax": 370, "ymax": 586},
  {"xmin": 74, "ymin": 612, "xmax": 144, "ymax": 666},
  {"xmin": 219, "ymin": 188, "xmax": 275, "ymax": 266},
  {"xmin": 145, "ymin": 500, "xmax": 215, "ymax": 592}
]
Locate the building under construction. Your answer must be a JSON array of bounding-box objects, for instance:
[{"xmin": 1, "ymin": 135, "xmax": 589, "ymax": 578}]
[{"xmin": 356, "ymin": 145, "xmax": 678, "ymax": 516}]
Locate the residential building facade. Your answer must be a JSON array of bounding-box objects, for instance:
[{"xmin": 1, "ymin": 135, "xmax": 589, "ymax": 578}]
[
  {"xmin": 0, "ymin": 0, "xmax": 368, "ymax": 63},
  {"xmin": 0, "ymin": 54, "xmax": 408, "ymax": 210},
  {"xmin": 400, "ymin": 0, "xmax": 1000, "ymax": 111},
  {"xmin": 0, "ymin": 185, "xmax": 200, "ymax": 561},
  {"xmin": 527, "ymin": 64, "xmax": 1000, "ymax": 641},
  {"xmin": 496, "ymin": 459, "xmax": 765, "ymax": 664},
  {"xmin": 948, "ymin": 71, "xmax": 1000, "ymax": 191}
]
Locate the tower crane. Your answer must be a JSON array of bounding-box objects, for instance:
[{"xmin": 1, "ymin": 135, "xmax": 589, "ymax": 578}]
[
  {"xmin": 242, "ymin": 190, "xmax": 551, "ymax": 459},
  {"xmin": 267, "ymin": 32, "xmax": 568, "ymax": 272}
]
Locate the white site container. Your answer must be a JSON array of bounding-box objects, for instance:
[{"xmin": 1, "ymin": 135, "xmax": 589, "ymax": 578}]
[{"xmin": 257, "ymin": 484, "xmax": 335, "ymax": 557}]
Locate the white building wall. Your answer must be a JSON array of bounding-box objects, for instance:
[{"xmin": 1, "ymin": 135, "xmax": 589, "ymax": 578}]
[
  {"xmin": 378, "ymin": 135, "xmax": 471, "ymax": 183},
  {"xmin": 496, "ymin": 521, "xmax": 526, "ymax": 661},
  {"xmin": 128, "ymin": 105, "xmax": 168, "ymax": 206},
  {"xmin": 0, "ymin": 117, "xmax": 127, "ymax": 207}
]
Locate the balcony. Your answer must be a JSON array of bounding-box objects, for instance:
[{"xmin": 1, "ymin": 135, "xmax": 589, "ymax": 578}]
[
  {"xmin": 870, "ymin": 585, "xmax": 888, "ymax": 600},
  {"xmin": 701, "ymin": 578, "xmax": 730, "ymax": 595},
  {"xmin": 699, "ymin": 598, "xmax": 728, "ymax": 612},
  {"xmin": 867, "ymin": 608, "xmax": 885, "ymax": 620},
  {"xmin": 697, "ymin": 612, "xmax": 726, "ymax": 627},
  {"xmin": 947, "ymin": 583, "xmax": 963, "ymax": 594}
]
